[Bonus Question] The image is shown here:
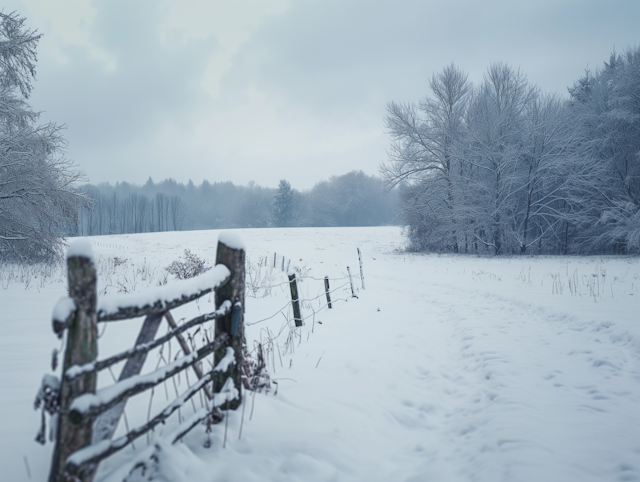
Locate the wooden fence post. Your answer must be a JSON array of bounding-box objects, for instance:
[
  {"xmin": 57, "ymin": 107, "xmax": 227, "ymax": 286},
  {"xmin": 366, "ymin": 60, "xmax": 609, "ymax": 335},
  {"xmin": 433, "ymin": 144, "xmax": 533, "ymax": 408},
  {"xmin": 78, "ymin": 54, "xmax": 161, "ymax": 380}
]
[
  {"xmin": 214, "ymin": 233, "xmax": 246, "ymax": 410},
  {"xmin": 288, "ymin": 273, "xmax": 303, "ymax": 327},
  {"xmin": 357, "ymin": 248, "xmax": 365, "ymax": 290},
  {"xmin": 347, "ymin": 266, "xmax": 357, "ymax": 298},
  {"xmin": 50, "ymin": 242, "xmax": 98, "ymax": 482},
  {"xmin": 324, "ymin": 276, "xmax": 332, "ymax": 309},
  {"xmin": 273, "ymin": 252, "xmax": 277, "ymax": 268}
]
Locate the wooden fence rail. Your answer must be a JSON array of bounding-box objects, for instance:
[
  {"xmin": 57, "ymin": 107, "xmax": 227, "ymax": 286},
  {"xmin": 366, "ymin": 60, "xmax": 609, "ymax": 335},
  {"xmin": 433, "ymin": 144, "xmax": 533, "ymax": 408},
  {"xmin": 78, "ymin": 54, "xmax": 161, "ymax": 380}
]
[{"xmin": 47, "ymin": 234, "xmax": 245, "ymax": 482}]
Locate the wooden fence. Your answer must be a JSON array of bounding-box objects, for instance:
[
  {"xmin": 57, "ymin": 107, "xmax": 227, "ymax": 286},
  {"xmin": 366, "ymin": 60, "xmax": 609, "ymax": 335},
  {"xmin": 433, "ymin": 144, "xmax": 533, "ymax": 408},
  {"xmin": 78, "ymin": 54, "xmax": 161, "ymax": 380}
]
[{"xmin": 46, "ymin": 235, "xmax": 245, "ymax": 482}]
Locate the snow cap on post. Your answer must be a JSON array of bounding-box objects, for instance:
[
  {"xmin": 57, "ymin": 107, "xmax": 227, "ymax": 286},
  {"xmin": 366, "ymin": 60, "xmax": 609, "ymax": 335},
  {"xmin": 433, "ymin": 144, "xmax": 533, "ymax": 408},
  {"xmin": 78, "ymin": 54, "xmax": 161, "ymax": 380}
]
[
  {"xmin": 52, "ymin": 296, "xmax": 77, "ymax": 337},
  {"xmin": 218, "ymin": 231, "xmax": 245, "ymax": 251},
  {"xmin": 66, "ymin": 238, "xmax": 95, "ymax": 263}
]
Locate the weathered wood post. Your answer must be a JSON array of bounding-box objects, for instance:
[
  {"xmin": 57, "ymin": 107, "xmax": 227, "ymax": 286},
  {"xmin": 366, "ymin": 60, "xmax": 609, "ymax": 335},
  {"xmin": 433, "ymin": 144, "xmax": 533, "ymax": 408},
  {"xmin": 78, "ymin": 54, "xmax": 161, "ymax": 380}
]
[
  {"xmin": 288, "ymin": 273, "xmax": 303, "ymax": 327},
  {"xmin": 273, "ymin": 252, "xmax": 277, "ymax": 268},
  {"xmin": 214, "ymin": 233, "xmax": 246, "ymax": 410},
  {"xmin": 357, "ymin": 247, "xmax": 365, "ymax": 290},
  {"xmin": 50, "ymin": 240, "xmax": 98, "ymax": 482},
  {"xmin": 347, "ymin": 266, "xmax": 357, "ymax": 298},
  {"xmin": 281, "ymin": 256, "xmax": 285, "ymax": 272},
  {"xmin": 324, "ymin": 276, "xmax": 332, "ymax": 309}
]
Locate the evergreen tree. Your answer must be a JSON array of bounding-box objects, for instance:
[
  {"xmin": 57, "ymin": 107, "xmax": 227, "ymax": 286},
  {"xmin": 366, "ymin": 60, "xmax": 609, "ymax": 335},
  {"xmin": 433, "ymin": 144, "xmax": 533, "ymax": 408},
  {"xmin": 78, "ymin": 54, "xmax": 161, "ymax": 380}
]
[{"xmin": 272, "ymin": 179, "xmax": 295, "ymax": 227}]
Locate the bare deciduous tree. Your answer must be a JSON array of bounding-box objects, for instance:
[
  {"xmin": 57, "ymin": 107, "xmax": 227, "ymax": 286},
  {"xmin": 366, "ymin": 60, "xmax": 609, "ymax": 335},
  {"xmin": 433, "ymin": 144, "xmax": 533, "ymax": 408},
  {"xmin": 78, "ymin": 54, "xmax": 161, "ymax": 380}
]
[
  {"xmin": 382, "ymin": 64, "xmax": 470, "ymax": 251},
  {"xmin": 0, "ymin": 12, "xmax": 87, "ymax": 263}
]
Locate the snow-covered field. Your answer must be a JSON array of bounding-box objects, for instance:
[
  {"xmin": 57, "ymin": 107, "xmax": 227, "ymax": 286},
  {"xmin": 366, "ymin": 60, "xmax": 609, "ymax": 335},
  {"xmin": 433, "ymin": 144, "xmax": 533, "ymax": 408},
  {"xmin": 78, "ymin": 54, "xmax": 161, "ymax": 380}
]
[{"xmin": 2, "ymin": 226, "xmax": 640, "ymax": 481}]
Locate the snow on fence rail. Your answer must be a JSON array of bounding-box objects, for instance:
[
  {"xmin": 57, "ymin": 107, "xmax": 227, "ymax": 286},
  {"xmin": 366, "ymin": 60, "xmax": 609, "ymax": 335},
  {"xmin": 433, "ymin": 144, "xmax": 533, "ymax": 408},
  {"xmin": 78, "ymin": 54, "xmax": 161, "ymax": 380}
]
[{"xmin": 40, "ymin": 236, "xmax": 246, "ymax": 482}]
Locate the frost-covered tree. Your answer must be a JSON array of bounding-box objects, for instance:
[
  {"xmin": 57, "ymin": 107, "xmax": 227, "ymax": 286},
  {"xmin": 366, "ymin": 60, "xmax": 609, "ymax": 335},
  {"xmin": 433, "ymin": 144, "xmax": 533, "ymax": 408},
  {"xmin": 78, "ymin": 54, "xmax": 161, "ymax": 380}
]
[
  {"xmin": 382, "ymin": 64, "xmax": 471, "ymax": 251},
  {"xmin": 463, "ymin": 64, "xmax": 539, "ymax": 254},
  {"xmin": 0, "ymin": 12, "xmax": 87, "ymax": 263},
  {"xmin": 272, "ymin": 179, "xmax": 296, "ymax": 227},
  {"xmin": 567, "ymin": 48, "xmax": 640, "ymax": 252},
  {"xmin": 508, "ymin": 94, "xmax": 578, "ymax": 253},
  {"xmin": 385, "ymin": 62, "xmax": 599, "ymax": 254},
  {"xmin": 386, "ymin": 50, "xmax": 640, "ymax": 255}
]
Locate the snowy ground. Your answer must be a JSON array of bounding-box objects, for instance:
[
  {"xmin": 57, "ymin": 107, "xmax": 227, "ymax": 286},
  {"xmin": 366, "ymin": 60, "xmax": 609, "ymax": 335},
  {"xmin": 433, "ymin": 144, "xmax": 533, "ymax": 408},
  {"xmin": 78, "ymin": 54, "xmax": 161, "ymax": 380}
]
[{"xmin": 2, "ymin": 226, "xmax": 640, "ymax": 481}]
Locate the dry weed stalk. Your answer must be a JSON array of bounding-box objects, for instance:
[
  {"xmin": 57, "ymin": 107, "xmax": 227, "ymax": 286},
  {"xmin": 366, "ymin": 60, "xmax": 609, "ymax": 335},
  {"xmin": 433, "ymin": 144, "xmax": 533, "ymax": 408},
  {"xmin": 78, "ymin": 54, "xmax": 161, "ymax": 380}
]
[{"xmin": 241, "ymin": 342, "xmax": 271, "ymax": 393}]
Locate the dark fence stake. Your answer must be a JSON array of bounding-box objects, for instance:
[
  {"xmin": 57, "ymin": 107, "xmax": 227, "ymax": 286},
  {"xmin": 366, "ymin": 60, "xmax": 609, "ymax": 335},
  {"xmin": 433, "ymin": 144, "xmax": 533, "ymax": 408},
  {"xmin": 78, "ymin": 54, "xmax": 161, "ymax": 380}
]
[
  {"xmin": 347, "ymin": 266, "xmax": 357, "ymax": 298},
  {"xmin": 50, "ymin": 247, "xmax": 98, "ymax": 482},
  {"xmin": 288, "ymin": 273, "xmax": 303, "ymax": 327},
  {"xmin": 214, "ymin": 235, "xmax": 246, "ymax": 410},
  {"xmin": 324, "ymin": 276, "xmax": 332, "ymax": 309},
  {"xmin": 357, "ymin": 248, "xmax": 365, "ymax": 290}
]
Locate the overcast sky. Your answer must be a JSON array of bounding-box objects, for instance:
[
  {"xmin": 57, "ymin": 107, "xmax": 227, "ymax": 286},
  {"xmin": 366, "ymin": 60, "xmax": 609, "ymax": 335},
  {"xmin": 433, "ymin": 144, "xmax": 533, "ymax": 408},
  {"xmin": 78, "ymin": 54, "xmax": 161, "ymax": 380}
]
[{"xmin": 5, "ymin": 0, "xmax": 640, "ymax": 189}]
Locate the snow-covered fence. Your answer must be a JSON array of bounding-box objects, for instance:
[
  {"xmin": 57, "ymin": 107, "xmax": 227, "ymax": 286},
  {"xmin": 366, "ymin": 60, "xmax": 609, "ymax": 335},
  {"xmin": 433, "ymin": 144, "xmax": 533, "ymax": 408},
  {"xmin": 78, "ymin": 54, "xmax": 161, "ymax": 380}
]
[
  {"xmin": 46, "ymin": 235, "xmax": 246, "ymax": 482},
  {"xmin": 247, "ymin": 248, "xmax": 366, "ymax": 331}
]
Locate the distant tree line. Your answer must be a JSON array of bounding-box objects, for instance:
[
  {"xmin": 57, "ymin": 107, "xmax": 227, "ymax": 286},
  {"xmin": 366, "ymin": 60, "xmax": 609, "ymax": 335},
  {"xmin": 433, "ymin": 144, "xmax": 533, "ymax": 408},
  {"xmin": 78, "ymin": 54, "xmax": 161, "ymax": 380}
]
[
  {"xmin": 384, "ymin": 47, "xmax": 640, "ymax": 255},
  {"xmin": 78, "ymin": 170, "xmax": 398, "ymax": 235}
]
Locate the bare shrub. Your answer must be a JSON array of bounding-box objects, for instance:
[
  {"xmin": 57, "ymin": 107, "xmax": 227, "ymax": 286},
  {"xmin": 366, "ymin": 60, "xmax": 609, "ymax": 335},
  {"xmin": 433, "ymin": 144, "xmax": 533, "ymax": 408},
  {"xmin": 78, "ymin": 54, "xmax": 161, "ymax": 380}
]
[{"xmin": 166, "ymin": 249, "xmax": 210, "ymax": 280}]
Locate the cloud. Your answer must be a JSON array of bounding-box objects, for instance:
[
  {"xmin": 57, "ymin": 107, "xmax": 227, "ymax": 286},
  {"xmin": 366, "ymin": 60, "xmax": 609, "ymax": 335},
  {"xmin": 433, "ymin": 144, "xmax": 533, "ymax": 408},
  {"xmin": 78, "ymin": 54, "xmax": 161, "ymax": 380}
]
[
  {"xmin": 158, "ymin": 0, "xmax": 291, "ymax": 98},
  {"xmin": 28, "ymin": 1, "xmax": 218, "ymax": 181},
  {"xmin": 5, "ymin": 0, "xmax": 640, "ymax": 189},
  {"xmin": 194, "ymin": 0, "xmax": 640, "ymax": 188},
  {"xmin": 221, "ymin": 0, "xmax": 640, "ymax": 109}
]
